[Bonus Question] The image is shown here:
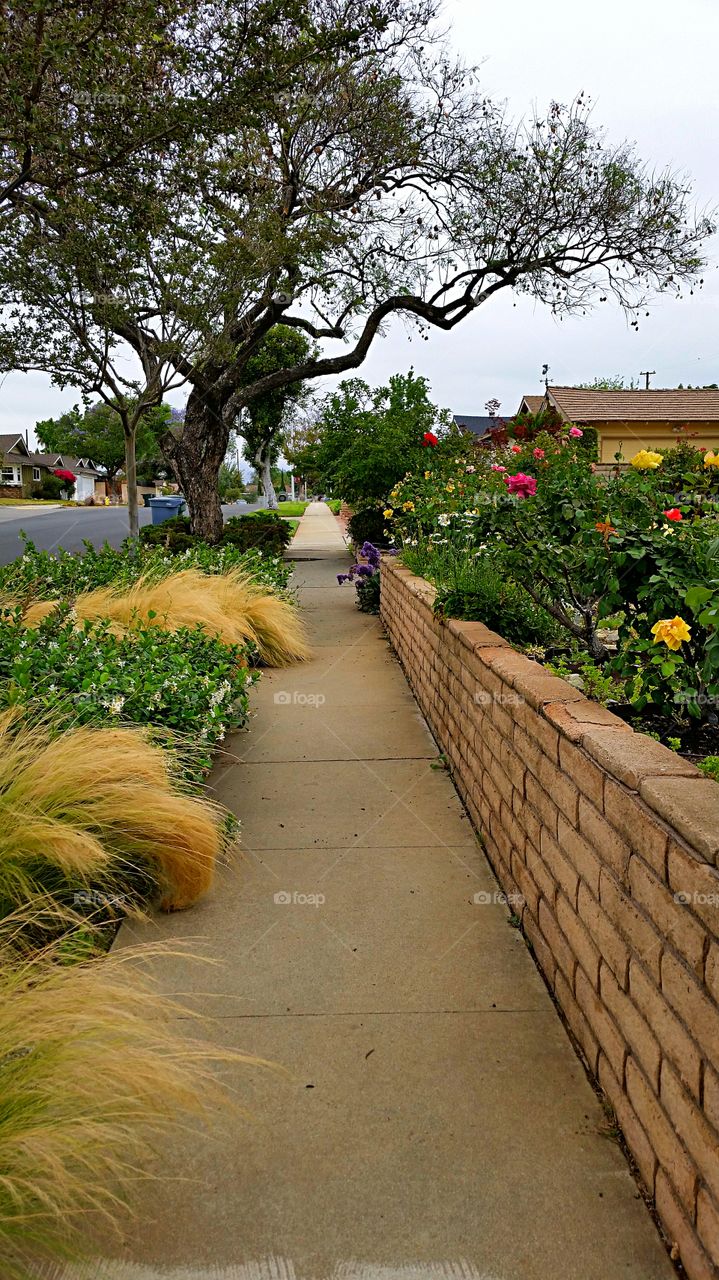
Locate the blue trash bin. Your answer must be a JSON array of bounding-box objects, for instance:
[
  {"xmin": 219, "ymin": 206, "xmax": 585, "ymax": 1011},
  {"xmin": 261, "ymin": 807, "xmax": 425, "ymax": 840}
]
[{"xmin": 148, "ymin": 495, "xmax": 186, "ymax": 525}]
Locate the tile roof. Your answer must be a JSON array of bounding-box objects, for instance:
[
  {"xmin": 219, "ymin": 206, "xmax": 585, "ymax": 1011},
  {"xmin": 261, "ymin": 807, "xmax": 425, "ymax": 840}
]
[
  {"xmin": 453, "ymin": 414, "xmax": 497, "ymax": 437},
  {"xmin": 0, "ymin": 434, "xmax": 29, "ymax": 456},
  {"xmin": 548, "ymin": 386, "xmax": 719, "ymax": 422},
  {"xmin": 518, "ymin": 396, "xmax": 545, "ymax": 415}
]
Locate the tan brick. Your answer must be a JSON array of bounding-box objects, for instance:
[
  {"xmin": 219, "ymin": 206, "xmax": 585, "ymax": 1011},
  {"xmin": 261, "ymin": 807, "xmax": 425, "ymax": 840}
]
[
  {"xmin": 485, "ymin": 752, "xmax": 514, "ymax": 808},
  {"xmin": 512, "ymin": 724, "xmax": 544, "ymax": 783},
  {"xmin": 575, "ymin": 966, "xmax": 626, "ymax": 1081},
  {"xmin": 578, "ymin": 881, "xmax": 629, "ymax": 989},
  {"xmin": 629, "ymin": 960, "xmax": 702, "ymax": 1100},
  {"xmin": 697, "ymin": 1187, "xmax": 719, "ymax": 1264},
  {"xmin": 515, "ymin": 708, "xmax": 561, "ymax": 765},
  {"xmin": 499, "ymin": 737, "xmax": 526, "ymax": 796},
  {"xmin": 511, "ymin": 849, "xmax": 540, "ymax": 920},
  {"xmin": 540, "ymin": 827, "xmax": 580, "ymax": 908},
  {"xmin": 641, "ymin": 777, "xmax": 719, "ymax": 865},
  {"xmin": 513, "ymin": 794, "xmax": 542, "ymax": 853},
  {"xmin": 599, "ymin": 867, "xmax": 663, "ymax": 984},
  {"xmin": 704, "ymin": 1066, "xmax": 719, "ymax": 1134},
  {"xmin": 538, "ymin": 753, "xmax": 580, "ymax": 825},
  {"xmin": 655, "ymin": 1170, "xmax": 714, "ymax": 1280},
  {"xmin": 538, "ymin": 897, "xmax": 576, "ymax": 985},
  {"xmin": 525, "ymin": 771, "xmax": 559, "ymax": 838},
  {"xmin": 629, "ymin": 855, "xmax": 706, "ymax": 978},
  {"xmin": 707, "ymin": 943, "xmax": 719, "ymax": 1007},
  {"xmin": 556, "ymin": 890, "xmax": 601, "ymax": 988},
  {"xmin": 604, "ymin": 780, "xmax": 669, "ymax": 877},
  {"xmin": 661, "ymin": 950, "xmax": 719, "ymax": 1075},
  {"xmin": 447, "ymin": 617, "xmax": 511, "ymax": 653},
  {"xmin": 625, "ymin": 1057, "xmax": 697, "ymax": 1214},
  {"xmin": 661, "ymin": 1059, "xmax": 719, "ymax": 1204},
  {"xmin": 558, "ymin": 815, "xmax": 602, "ymax": 899},
  {"xmin": 544, "ymin": 698, "xmax": 633, "ymax": 743},
  {"xmin": 505, "ymin": 666, "xmax": 588, "ymax": 712},
  {"xmin": 558, "ymin": 737, "xmax": 605, "ymax": 810},
  {"xmin": 600, "ymin": 961, "xmax": 661, "ymax": 1091},
  {"xmin": 578, "ymin": 795, "xmax": 631, "ymax": 881},
  {"xmin": 554, "ymin": 967, "xmax": 599, "ymax": 1074},
  {"xmin": 598, "ymin": 1054, "xmax": 657, "ymax": 1195},
  {"xmin": 581, "ymin": 727, "xmax": 699, "ymax": 789},
  {"xmin": 667, "ymin": 839, "xmax": 719, "ymax": 933},
  {"xmin": 524, "ymin": 839, "xmax": 558, "ymax": 910},
  {"xmin": 524, "ymin": 912, "xmax": 556, "ymax": 989}
]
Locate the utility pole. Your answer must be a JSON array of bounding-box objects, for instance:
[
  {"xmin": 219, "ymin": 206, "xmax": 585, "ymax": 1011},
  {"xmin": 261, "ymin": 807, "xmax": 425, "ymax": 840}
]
[{"xmin": 640, "ymin": 370, "xmax": 656, "ymax": 390}]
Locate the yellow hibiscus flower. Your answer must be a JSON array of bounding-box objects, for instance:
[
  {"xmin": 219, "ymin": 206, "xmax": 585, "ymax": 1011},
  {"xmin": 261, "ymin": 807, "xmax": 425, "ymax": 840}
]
[
  {"xmin": 383, "ymin": 508, "xmax": 394, "ymax": 519},
  {"xmin": 651, "ymin": 616, "xmax": 691, "ymax": 651},
  {"xmin": 630, "ymin": 450, "xmax": 663, "ymax": 470},
  {"xmin": 703, "ymin": 451, "xmax": 719, "ymax": 468}
]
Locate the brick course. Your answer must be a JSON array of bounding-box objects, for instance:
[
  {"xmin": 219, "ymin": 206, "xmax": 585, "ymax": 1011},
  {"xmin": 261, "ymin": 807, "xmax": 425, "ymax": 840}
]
[{"xmin": 381, "ymin": 558, "xmax": 719, "ymax": 1280}]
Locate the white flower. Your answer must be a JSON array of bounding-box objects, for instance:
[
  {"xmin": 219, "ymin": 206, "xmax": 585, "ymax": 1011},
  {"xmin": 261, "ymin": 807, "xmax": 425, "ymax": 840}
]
[
  {"xmin": 437, "ymin": 513, "xmax": 451, "ymax": 527},
  {"xmin": 108, "ymin": 696, "xmax": 125, "ymax": 715}
]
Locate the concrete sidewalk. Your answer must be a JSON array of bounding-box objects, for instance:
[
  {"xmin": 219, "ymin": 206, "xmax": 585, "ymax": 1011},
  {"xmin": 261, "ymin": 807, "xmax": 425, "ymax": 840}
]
[{"xmin": 60, "ymin": 504, "xmax": 673, "ymax": 1280}]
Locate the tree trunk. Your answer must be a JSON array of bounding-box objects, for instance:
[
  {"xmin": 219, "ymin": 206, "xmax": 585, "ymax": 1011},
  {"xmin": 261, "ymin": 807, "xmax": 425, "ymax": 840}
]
[
  {"xmin": 124, "ymin": 428, "xmax": 139, "ymax": 539},
  {"xmin": 161, "ymin": 385, "xmax": 228, "ymax": 542},
  {"xmin": 256, "ymin": 442, "xmax": 278, "ymax": 509}
]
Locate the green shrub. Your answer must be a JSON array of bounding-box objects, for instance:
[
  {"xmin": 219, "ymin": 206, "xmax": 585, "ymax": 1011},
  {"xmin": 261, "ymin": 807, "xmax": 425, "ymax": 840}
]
[
  {"xmin": 139, "ymin": 512, "xmax": 291, "ymax": 556},
  {"xmin": 0, "ymin": 536, "xmax": 291, "ymax": 599},
  {"xmin": 348, "ymin": 508, "xmax": 389, "ymax": 549},
  {"xmin": 0, "ymin": 608, "xmax": 256, "ymax": 782},
  {"xmin": 35, "ymin": 475, "xmax": 66, "ymax": 500}
]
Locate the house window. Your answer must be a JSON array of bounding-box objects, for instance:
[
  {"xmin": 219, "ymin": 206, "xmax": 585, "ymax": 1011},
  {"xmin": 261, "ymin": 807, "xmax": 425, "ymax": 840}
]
[
  {"xmin": 1, "ymin": 466, "xmax": 20, "ymax": 485},
  {"xmin": 33, "ymin": 467, "xmax": 41, "ymax": 482}
]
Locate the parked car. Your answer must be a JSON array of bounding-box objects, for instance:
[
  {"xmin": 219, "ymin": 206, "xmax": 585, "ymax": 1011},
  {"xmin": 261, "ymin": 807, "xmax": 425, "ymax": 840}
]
[{"xmin": 277, "ymin": 492, "xmax": 288, "ymax": 502}]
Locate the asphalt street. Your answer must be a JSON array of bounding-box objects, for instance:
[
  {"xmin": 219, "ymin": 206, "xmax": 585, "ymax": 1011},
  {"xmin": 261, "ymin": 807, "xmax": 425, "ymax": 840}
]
[{"xmin": 0, "ymin": 498, "xmax": 266, "ymax": 566}]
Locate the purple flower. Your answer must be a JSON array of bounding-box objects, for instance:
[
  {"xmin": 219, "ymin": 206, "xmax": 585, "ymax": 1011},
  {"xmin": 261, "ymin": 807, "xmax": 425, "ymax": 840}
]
[
  {"xmin": 337, "ymin": 573, "xmax": 350, "ymax": 584},
  {"xmin": 354, "ymin": 564, "xmax": 374, "ymax": 577}
]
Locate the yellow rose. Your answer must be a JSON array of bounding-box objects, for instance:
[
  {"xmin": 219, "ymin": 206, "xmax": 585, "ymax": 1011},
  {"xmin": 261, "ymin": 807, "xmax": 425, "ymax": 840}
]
[
  {"xmin": 383, "ymin": 508, "xmax": 393, "ymax": 519},
  {"xmin": 402, "ymin": 500, "xmax": 415, "ymax": 511},
  {"xmin": 445, "ymin": 482, "xmax": 455, "ymax": 493},
  {"xmin": 703, "ymin": 451, "xmax": 719, "ymax": 468},
  {"xmin": 424, "ymin": 471, "xmax": 432, "ymax": 479},
  {"xmin": 630, "ymin": 450, "xmax": 663, "ymax": 470},
  {"xmin": 651, "ymin": 616, "xmax": 691, "ymax": 651}
]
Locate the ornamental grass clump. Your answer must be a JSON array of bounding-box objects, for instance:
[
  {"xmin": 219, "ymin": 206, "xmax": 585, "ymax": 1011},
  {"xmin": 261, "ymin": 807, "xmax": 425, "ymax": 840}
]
[
  {"xmin": 0, "ymin": 920, "xmax": 263, "ymax": 1278},
  {"xmin": 19, "ymin": 567, "xmax": 309, "ymax": 667},
  {"xmin": 0, "ymin": 712, "xmax": 223, "ymax": 915}
]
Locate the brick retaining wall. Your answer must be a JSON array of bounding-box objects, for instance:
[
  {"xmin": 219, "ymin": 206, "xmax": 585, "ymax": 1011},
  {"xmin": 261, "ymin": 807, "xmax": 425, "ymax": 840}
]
[{"xmin": 381, "ymin": 558, "xmax": 719, "ymax": 1279}]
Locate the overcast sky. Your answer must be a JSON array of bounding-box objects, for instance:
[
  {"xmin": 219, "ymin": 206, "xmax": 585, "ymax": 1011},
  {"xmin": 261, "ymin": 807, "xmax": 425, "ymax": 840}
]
[{"xmin": 2, "ymin": 0, "xmax": 718, "ymax": 443}]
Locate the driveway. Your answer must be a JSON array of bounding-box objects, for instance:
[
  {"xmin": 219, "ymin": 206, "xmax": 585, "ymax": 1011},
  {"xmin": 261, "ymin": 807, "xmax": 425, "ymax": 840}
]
[{"xmin": 0, "ymin": 499, "xmax": 267, "ymax": 566}]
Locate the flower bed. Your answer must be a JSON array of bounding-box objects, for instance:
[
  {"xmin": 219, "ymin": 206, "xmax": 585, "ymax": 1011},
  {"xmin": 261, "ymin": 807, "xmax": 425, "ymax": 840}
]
[{"xmin": 381, "ymin": 556, "xmax": 719, "ymax": 1280}]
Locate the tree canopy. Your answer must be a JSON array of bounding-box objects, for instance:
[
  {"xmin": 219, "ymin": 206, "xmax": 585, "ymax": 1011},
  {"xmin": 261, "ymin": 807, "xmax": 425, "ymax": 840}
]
[
  {"xmin": 36, "ymin": 401, "xmax": 171, "ymax": 484},
  {"xmin": 0, "ymin": 0, "xmax": 713, "ymax": 539},
  {"xmin": 300, "ymin": 370, "xmax": 452, "ymax": 505}
]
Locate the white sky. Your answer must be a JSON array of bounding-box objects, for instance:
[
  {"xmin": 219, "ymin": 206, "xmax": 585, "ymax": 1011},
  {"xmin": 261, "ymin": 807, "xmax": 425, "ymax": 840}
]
[{"xmin": 2, "ymin": 0, "xmax": 718, "ymax": 441}]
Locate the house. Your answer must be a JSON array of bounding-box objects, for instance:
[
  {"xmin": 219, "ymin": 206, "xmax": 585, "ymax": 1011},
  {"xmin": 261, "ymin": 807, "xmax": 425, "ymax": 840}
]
[
  {"xmin": 452, "ymin": 414, "xmax": 499, "ymax": 439},
  {"xmin": 516, "ymin": 395, "xmax": 545, "ymax": 417},
  {"xmin": 0, "ymin": 435, "xmax": 104, "ymax": 500},
  {"xmin": 531, "ymin": 386, "xmax": 719, "ymax": 464}
]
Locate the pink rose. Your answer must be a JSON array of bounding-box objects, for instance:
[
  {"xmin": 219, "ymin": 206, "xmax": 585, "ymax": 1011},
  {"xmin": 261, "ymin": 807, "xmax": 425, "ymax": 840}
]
[
  {"xmin": 532, "ymin": 447, "xmax": 545, "ymax": 460},
  {"xmin": 490, "ymin": 464, "xmax": 507, "ymax": 472},
  {"xmin": 506, "ymin": 472, "xmax": 537, "ymax": 499},
  {"xmin": 569, "ymin": 427, "xmax": 583, "ymax": 438},
  {"xmin": 511, "ymin": 444, "xmax": 522, "ymax": 454}
]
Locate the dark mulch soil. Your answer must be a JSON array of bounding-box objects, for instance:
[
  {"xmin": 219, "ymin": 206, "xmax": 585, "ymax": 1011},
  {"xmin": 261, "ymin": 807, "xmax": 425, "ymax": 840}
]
[{"xmin": 609, "ymin": 703, "xmax": 719, "ymax": 763}]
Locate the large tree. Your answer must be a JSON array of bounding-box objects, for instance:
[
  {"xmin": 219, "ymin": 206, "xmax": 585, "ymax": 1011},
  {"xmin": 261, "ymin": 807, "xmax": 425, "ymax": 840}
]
[
  {"xmin": 302, "ymin": 370, "xmax": 451, "ymax": 505},
  {"xmin": 238, "ymin": 325, "xmax": 312, "ymax": 509},
  {"xmin": 0, "ymin": 0, "xmax": 713, "ymax": 540},
  {"xmin": 36, "ymin": 401, "xmax": 171, "ymax": 493}
]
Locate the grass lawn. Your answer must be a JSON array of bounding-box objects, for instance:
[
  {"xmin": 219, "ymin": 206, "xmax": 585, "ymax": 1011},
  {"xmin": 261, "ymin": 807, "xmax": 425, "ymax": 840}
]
[
  {"xmin": 287, "ymin": 518, "xmax": 301, "ymax": 536},
  {"xmin": 0, "ymin": 497, "xmax": 76, "ymax": 506},
  {"xmin": 276, "ymin": 501, "xmax": 309, "ymax": 517}
]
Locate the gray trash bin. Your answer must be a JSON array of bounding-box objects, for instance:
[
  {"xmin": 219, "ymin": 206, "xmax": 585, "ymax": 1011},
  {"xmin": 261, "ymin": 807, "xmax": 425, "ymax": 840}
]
[{"xmin": 148, "ymin": 495, "xmax": 186, "ymax": 525}]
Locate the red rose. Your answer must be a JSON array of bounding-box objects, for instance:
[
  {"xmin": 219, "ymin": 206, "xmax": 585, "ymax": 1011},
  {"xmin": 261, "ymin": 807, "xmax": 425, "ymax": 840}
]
[
  {"xmin": 422, "ymin": 432, "xmax": 438, "ymax": 447},
  {"xmin": 663, "ymin": 508, "xmax": 682, "ymax": 521}
]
